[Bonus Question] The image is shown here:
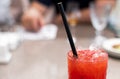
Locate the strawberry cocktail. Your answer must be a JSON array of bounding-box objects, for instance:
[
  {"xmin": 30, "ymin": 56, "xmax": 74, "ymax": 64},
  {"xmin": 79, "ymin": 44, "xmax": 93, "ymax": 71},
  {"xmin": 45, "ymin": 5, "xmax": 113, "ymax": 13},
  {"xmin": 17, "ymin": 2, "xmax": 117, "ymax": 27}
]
[{"xmin": 68, "ymin": 49, "xmax": 108, "ymax": 79}]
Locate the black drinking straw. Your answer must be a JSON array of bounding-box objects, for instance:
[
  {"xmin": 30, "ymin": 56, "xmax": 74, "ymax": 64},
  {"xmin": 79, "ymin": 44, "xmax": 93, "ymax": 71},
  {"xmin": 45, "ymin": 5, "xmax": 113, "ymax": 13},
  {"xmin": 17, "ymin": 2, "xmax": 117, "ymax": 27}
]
[{"xmin": 58, "ymin": 2, "xmax": 78, "ymax": 57}]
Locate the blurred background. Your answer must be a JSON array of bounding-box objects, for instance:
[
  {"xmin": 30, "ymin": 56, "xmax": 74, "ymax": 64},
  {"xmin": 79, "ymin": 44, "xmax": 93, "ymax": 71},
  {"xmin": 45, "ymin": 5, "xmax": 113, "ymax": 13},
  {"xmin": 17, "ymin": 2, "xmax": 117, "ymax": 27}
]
[
  {"xmin": 0, "ymin": 0, "xmax": 120, "ymax": 79},
  {"xmin": 0, "ymin": 0, "xmax": 118, "ymax": 62},
  {"xmin": 0, "ymin": 0, "xmax": 117, "ymax": 28}
]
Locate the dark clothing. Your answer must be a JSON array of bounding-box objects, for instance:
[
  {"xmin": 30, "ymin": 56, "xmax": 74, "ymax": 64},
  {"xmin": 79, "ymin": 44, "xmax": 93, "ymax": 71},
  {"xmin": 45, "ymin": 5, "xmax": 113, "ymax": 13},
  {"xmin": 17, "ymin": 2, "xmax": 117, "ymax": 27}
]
[{"xmin": 30, "ymin": 0, "xmax": 94, "ymax": 13}]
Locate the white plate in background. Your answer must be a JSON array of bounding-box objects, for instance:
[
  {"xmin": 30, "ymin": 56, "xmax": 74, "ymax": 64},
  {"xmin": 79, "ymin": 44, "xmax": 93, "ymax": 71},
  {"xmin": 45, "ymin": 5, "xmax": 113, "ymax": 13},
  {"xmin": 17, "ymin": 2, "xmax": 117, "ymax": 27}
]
[{"xmin": 102, "ymin": 38, "xmax": 120, "ymax": 58}]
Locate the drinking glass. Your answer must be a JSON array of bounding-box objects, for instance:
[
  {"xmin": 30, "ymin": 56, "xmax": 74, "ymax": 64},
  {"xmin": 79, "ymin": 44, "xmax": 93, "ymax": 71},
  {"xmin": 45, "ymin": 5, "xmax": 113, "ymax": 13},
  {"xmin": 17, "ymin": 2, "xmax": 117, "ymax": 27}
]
[
  {"xmin": 66, "ymin": 2, "xmax": 81, "ymax": 43},
  {"xmin": 90, "ymin": 2, "xmax": 111, "ymax": 48},
  {"xmin": 67, "ymin": 49, "xmax": 108, "ymax": 79}
]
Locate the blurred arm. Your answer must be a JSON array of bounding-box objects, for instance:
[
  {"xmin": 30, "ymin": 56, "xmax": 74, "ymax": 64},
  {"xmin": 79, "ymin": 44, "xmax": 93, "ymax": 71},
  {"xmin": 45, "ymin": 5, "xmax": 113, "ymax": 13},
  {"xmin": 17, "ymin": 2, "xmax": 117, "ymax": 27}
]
[
  {"xmin": 30, "ymin": 1, "xmax": 48, "ymax": 15},
  {"xmin": 21, "ymin": 0, "xmax": 52, "ymax": 32}
]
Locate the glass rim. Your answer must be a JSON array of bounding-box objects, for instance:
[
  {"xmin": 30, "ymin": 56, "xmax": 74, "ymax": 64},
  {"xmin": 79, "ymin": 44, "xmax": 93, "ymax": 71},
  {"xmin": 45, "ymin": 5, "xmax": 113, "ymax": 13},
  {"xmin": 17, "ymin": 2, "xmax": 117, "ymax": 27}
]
[{"xmin": 67, "ymin": 49, "xmax": 108, "ymax": 63}]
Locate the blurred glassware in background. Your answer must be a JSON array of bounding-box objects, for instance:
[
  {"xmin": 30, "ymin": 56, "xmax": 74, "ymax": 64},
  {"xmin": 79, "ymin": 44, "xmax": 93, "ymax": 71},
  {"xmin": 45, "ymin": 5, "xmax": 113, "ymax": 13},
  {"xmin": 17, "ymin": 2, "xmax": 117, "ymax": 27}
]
[
  {"xmin": 0, "ymin": 0, "xmax": 12, "ymax": 64},
  {"xmin": 0, "ymin": 0, "xmax": 23, "ymax": 64},
  {"xmin": 66, "ymin": 2, "xmax": 81, "ymax": 43},
  {"xmin": 109, "ymin": 0, "xmax": 120, "ymax": 37},
  {"xmin": 67, "ymin": 2, "xmax": 81, "ymax": 27},
  {"xmin": 90, "ymin": 2, "xmax": 111, "ymax": 48},
  {"xmin": 0, "ymin": 32, "xmax": 12, "ymax": 64},
  {"xmin": 0, "ymin": 26, "xmax": 22, "ymax": 64}
]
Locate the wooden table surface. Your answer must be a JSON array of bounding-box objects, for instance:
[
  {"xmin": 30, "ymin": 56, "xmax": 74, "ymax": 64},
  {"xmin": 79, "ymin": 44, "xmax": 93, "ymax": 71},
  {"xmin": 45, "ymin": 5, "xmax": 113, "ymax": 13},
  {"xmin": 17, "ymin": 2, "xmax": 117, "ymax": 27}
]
[{"xmin": 0, "ymin": 24, "xmax": 120, "ymax": 79}]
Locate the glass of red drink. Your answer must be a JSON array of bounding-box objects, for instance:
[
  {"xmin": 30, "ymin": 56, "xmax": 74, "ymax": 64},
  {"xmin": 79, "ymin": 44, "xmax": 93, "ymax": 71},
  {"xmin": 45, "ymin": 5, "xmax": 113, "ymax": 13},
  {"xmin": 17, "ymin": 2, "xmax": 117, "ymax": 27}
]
[{"xmin": 67, "ymin": 49, "xmax": 108, "ymax": 79}]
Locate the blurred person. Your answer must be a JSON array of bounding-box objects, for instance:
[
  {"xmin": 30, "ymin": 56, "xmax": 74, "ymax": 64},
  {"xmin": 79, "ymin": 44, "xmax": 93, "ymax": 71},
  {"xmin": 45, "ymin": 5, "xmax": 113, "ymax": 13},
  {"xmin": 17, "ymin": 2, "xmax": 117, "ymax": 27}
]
[
  {"xmin": 0, "ymin": 0, "xmax": 14, "ymax": 27},
  {"xmin": 21, "ymin": 0, "xmax": 115, "ymax": 32},
  {"xmin": 108, "ymin": 0, "xmax": 120, "ymax": 37},
  {"xmin": 0, "ymin": 0, "xmax": 22, "ymax": 29}
]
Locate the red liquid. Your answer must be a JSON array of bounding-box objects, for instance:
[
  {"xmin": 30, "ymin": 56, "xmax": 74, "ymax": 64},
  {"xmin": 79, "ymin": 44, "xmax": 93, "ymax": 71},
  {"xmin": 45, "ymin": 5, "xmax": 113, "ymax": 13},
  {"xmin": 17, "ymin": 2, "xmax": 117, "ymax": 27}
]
[{"xmin": 68, "ymin": 49, "xmax": 108, "ymax": 79}]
